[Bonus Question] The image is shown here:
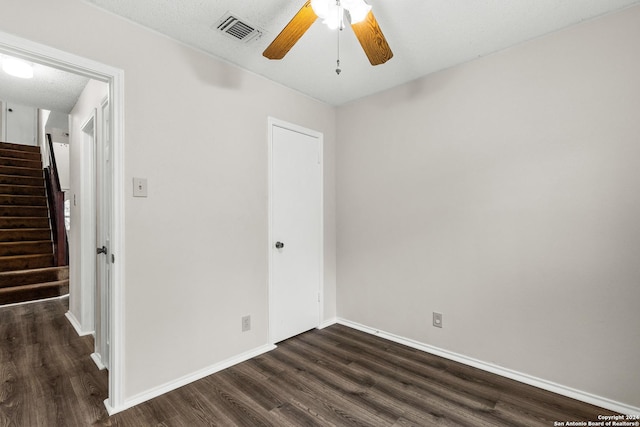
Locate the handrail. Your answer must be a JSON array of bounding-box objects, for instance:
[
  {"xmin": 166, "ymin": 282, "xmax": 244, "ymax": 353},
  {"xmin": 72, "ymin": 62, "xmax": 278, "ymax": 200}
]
[{"xmin": 44, "ymin": 133, "xmax": 68, "ymax": 266}]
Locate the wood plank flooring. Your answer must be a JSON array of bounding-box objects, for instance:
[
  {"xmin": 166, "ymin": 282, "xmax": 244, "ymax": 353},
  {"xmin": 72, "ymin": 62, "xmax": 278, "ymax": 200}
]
[{"xmin": 0, "ymin": 298, "xmax": 618, "ymax": 426}]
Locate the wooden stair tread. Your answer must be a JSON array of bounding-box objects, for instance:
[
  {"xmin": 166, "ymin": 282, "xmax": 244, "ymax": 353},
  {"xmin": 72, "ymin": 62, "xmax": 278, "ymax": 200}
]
[
  {"xmin": 0, "ymin": 204, "xmax": 48, "ymax": 207},
  {"xmin": 0, "ymin": 228, "xmax": 52, "ymax": 242},
  {"xmin": 0, "ymin": 253, "xmax": 53, "ymax": 259},
  {"xmin": 0, "ymin": 267, "xmax": 68, "ymax": 288},
  {"xmin": 0, "ymin": 240, "xmax": 53, "ymax": 257},
  {"xmin": 0, "ymin": 173, "xmax": 45, "ymax": 186},
  {"xmin": 0, "ymin": 265, "xmax": 67, "ymax": 273},
  {"xmin": 0, "ymin": 279, "xmax": 69, "ymax": 291},
  {"xmin": 0, "ymin": 194, "xmax": 48, "ymax": 206},
  {"xmin": 0, "ymin": 165, "xmax": 43, "ymax": 178},
  {"xmin": 0, "ymin": 147, "xmax": 41, "ymax": 161},
  {"xmin": 0, "ymin": 141, "xmax": 40, "ymax": 152},
  {"xmin": 0, "ymin": 205, "xmax": 49, "ymax": 217},
  {"xmin": 0, "ymin": 183, "xmax": 46, "ymax": 196},
  {"xmin": 0, "ymin": 279, "xmax": 68, "ymax": 305},
  {"xmin": 0, "ymin": 227, "xmax": 50, "ymax": 231},
  {"xmin": 0, "ymin": 217, "xmax": 51, "ymax": 228},
  {"xmin": 0, "ymin": 156, "xmax": 42, "ymax": 169},
  {"xmin": 0, "ymin": 239, "xmax": 53, "ymax": 245},
  {"xmin": 0, "ymin": 254, "xmax": 54, "ymax": 272}
]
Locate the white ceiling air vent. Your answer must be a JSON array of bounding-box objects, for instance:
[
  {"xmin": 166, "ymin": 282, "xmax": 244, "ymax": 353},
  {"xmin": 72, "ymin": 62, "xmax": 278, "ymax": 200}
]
[{"xmin": 215, "ymin": 12, "xmax": 263, "ymax": 44}]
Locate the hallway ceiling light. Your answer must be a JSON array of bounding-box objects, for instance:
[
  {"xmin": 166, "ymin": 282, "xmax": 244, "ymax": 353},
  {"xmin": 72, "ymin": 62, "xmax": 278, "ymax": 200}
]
[{"xmin": 2, "ymin": 56, "xmax": 34, "ymax": 79}]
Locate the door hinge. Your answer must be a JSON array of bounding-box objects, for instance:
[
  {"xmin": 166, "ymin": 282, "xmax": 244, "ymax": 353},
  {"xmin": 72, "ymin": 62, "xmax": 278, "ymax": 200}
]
[{"xmin": 111, "ymin": 254, "xmax": 115, "ymax": 263}]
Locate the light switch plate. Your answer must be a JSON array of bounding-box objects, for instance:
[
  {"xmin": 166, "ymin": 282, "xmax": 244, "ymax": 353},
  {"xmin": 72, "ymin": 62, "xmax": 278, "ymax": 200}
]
[{"xmin": 133, "ymin": 177, "xmax": 148, "ymax": 197}]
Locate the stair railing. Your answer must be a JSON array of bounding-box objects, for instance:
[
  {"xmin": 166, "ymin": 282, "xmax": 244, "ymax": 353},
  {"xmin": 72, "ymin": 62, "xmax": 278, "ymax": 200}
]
[{"xmin": 44, "ymin": 133, "xmax": 68, "ymax": 266}]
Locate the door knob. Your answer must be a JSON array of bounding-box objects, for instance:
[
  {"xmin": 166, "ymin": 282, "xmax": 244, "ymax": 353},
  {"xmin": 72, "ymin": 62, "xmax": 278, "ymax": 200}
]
[
  {"xmin": 275, "ymin": 241, "xmax": 284, "ymax": 249},
  {"xmin": 97, "ymin": 246, "xmax": 107, "ymax": 255}
]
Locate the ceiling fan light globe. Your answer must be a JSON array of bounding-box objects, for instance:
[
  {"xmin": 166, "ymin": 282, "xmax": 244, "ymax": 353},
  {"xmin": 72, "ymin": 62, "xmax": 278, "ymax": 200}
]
[
  {"xmin": 324, "ymin": 1, "xmax": 343, "ymax": 29},
  {"xmin": 324, "ymin": 16, "xmax": 340, "ymax": 30},
  {"xmin": 346, "ymin": 0, "xmax": 371, "ymax": 24},
  {"xmin": 310, "ymin": 0, "xmax": 328, "ymax": 19}
]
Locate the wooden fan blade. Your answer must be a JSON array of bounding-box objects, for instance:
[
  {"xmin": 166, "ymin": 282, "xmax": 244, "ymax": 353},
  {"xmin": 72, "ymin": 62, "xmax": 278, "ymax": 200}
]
[
  {"xmin": 263, "ymin": 1, "xmax": 318, "ymax": 60},
  {"xmin": 351, "ymin": 10, "xmax": 393, "ymax": 66}
]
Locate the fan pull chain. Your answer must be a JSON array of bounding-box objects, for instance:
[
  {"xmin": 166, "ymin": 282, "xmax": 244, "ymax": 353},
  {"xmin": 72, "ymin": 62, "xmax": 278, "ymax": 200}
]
[
  {"xmin": 336, "ymin": 0, "xmax": 342, "ymax": 75},
  {"xmin": 336, "ymin": 33, "xmax": 341, "ymax": 75}
]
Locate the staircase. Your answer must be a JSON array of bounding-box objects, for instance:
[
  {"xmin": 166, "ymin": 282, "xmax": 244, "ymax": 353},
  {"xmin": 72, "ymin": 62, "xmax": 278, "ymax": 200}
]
[{"xmin": 0, "ymin": 141, "xmax": 69, "ymax": 305}]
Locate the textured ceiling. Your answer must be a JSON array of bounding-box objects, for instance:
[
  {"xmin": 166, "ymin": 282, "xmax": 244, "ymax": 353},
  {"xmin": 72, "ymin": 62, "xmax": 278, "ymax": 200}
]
[
  {"xmin": 85, "ymin": 0, "xmax": 640, "ymax": 105},
  {"xmin": 0, "ymin": 55, "xmax": 89, "ymax": 114}
]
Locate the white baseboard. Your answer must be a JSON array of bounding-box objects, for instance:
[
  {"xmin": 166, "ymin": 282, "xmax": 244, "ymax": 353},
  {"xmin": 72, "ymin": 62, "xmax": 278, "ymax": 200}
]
[
  {"xmin": 90, "ymin": 352, "xmax": 107, "ymax": 370},
  {"xmin": 65, "ymin": 311, "xmax": 94, "ymax": 337},
  {"xmin": 318, "ymin": 317, "xmax": 337, "ymax": 329},
  {"xmin": 337, "ymin": 318, "xmax": 640, "ymax": 416},
  {"xmin": 115, "ymin": 343, "xmax": 276, "ymax": 414},
  {"xmin": 103, "ymin": 398, "xmax": 117, "ymax": 416}
]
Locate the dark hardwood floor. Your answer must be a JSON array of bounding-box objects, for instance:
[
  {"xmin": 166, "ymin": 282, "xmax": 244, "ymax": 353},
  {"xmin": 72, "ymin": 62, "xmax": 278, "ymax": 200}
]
[{"xmin": 0, "ymin": 298, "xmax": 617, "ymax": 426}]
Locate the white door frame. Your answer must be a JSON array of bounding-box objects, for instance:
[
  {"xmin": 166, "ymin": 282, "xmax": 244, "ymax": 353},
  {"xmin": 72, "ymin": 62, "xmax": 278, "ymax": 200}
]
[
  {"xmin": 267, "ymin": 117, "xmax": 324, "ymax": 345},
  {"xmin": 81, "ymin": 112, "xmax": 97, "ymax": 334},
  {"xmin": 81, "ymin": 108, "xmax": 109, "ymax": 372},
  {"xmin": 96, "ymin": 95, "xmax": 111, "ymax": 370},
  {"xmin": 0, "ymin": 31, "xmax": 126, "ymax": 413}
]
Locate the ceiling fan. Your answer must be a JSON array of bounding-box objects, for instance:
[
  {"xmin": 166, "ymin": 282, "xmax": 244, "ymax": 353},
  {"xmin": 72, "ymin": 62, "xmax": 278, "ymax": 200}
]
[{"xmin": 263, "ymin": 0, "xmax": 393, "ymax": 66}]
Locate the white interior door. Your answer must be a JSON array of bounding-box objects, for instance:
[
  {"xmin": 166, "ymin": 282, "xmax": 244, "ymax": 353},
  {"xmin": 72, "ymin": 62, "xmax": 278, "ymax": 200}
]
[
  {"xmin": 270, "ymin": 119, "xmax": 323, "ymax": 344},
  {"xmin": 5, "ymin": 102, "xmax": 36, "ymax": 145}
]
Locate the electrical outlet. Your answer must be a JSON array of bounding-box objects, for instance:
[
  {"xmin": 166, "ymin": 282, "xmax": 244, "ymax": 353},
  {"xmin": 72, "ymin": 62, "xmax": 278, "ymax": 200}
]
[
  {"xmin": 241, "ymin": 315, "xmax": 251, "ymax": 332},
  {"xmin": 433, "ymin": 312, "xmax": 443, "ymax": 328}
]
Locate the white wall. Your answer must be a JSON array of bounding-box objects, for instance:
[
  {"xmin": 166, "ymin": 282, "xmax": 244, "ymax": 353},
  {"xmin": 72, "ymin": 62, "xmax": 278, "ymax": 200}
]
[
  {"xmin": 10, "ymin": 0, "xmax": 636, "ymax": 414},
  {"xmin": 37, "ymin": 108, "xmax": 50, "ymax": 167},
  {"xmin": 68, "ymin": 79, "xmax": 108, "ymax": 333},
  {"xmin": 336, "ymin": 5, "xmax": 640, "ymax": 409},
  {"xmin": 0, "ymin": 0, "xmax": 336, "ymax": 402}
]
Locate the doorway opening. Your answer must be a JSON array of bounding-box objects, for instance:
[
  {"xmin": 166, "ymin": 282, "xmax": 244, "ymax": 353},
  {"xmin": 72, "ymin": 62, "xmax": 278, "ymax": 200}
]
[{"xmin": 0, "ymin": 30, "xmax": 125, "ymax": 412}]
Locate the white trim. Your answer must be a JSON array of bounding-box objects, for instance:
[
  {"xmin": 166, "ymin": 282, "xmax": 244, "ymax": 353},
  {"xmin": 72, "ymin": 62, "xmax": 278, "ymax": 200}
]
[
  {"xmin": 80, "ymin": 111, "xmax": 97, "ymax": 334},
  {"xmin": 91, "ymin": 352, "xmax": 107, "ymax": 370},
  {"xmin": 0, "ymin": 30, "xmax": 126, "ymax": 414},
  {"xmin": 267, "ymin": 117, "xmax": 324, "ymax": 345},
  {"xmin": 117, "ymin": 344, "xmax": 276, "ymax": 413},
  {"xmin": 337, "ymin": 318, "xmax": 640, "ymax": 416},
  {"xmin": 97, "ymin": 94, "xmax": 111, "ymax": 371},
  {"xmin": 65, "ymin": 310, "xmax": 93, "ymax": 336},
  {"xmin": 0, "ymin": 294, "xmax": 67, "ymax": 309},
  {"xmin": 267, "ymin": 119, "xmax": 274, "ymax": 344},
  {"xmin": 108, "ymin": 54, "xmax": 126, "ymax": 415},
  {"xmin": 318, "ymin": 318, "xmax": 337, "ymax": 329},
  {"xmin": 103, "ymin": 398, "xmax": 118, "ymax": 416}
]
